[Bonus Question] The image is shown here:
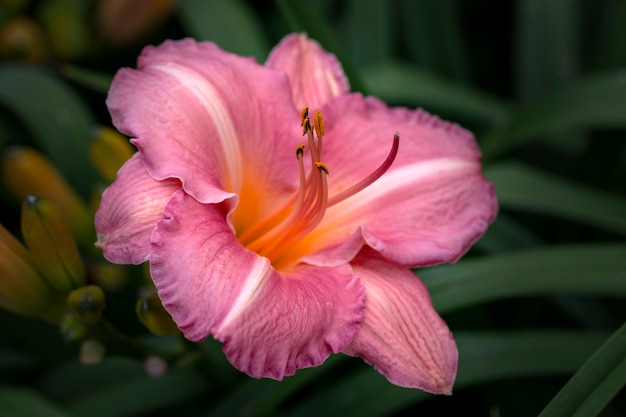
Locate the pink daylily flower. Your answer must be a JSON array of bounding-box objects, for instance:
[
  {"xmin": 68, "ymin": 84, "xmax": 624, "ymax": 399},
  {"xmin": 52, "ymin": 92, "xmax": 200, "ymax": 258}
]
[{"xmin": 95, "ymin": 33, "xmax": 497, "ymax": 394}]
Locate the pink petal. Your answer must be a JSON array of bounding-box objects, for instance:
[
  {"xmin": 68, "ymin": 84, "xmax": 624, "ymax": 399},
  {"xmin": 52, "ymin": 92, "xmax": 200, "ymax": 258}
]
[
  {"xmin": 106, "ymin": 39, "xmax": 299, "ymax": 211},
  {"xmin": 151, "ymin": 190, "xmax": 365, "ymax": 379},
  {"xmin": 344, "ymin": 249, "xmax": 458, "ymax": 393},
  {"xmin": 266, "ymin": 33, "xmax": 350, "ymax": 110},
  {"xmin": 296, "ymin": 94, "xmax": 497, "ymax": 267},
  {"xmin": 95, "ymin": 153, "xmax": 179, "ymax": 264}
]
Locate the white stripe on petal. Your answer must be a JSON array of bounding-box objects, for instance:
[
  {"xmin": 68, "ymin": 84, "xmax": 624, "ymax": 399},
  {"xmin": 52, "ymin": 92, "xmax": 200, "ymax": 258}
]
[
  {"xmin": 218, "ymin": 256, "xmax": 273, "ymax": 331},
  {"xmin": 152, "ymin": 63, "xmax": 242, "ymax": 192}
]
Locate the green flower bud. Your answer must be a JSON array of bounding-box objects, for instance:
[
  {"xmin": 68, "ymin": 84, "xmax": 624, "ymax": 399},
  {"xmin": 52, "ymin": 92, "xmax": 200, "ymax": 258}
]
[
  {"xmin": 0, "ymin": 223, "xmax": 65, "ymax": 323},
  {"xmin": 90, "ymin": 126, "xmax": 134, "ymax": 183},
  {"xmin": 21, "ymin": 195, "xmax": 85, "ymax": 292},
  {"xmin": 67, "ymin": 285, "xmax": 106, "ymax": 325},
  {"xmin": 136, "ymin": 292, "xmax": 179, "ymax": 336},
  {"xmin": 60, "ymin": 313, "xmax": 88, "ymax": 342}
]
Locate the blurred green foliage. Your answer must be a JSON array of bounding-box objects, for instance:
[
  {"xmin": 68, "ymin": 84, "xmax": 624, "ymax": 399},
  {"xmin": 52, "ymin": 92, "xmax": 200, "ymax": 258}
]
[{"xmin": 0, "ymin": 0, "xmax": 625, "ymax": 416}]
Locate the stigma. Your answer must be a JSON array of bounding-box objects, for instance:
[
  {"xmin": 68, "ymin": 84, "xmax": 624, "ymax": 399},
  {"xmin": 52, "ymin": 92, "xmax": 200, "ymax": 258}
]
[{"xmin": 238, "ymin": 107, "xmax": 399, "ymax": 267}]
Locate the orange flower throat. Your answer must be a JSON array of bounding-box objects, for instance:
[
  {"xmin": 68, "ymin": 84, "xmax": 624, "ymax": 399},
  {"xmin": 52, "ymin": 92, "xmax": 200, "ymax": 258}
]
[{"xmin": 238, "ymin": 107, "xmax": 399, "ymax": 268}]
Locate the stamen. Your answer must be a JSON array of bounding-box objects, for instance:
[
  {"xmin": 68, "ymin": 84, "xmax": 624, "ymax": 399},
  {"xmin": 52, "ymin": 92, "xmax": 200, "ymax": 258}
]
[{"xmin": 239, "ymin": 108, "xmax": 399, "ymax": 268}]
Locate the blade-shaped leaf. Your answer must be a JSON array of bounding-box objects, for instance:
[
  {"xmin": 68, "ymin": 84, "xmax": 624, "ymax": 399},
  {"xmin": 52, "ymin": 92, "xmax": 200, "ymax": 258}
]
[
  {"xmin": 538, "ymin": 321, "xmax": 626, "ymax": 417},
  {"xmin": 420, "ymin": 243, "xmax": 626, "ymax": 314},
  {"xmin": 485, "ymin": 161, "xmax": 626, "ymax": 235}
]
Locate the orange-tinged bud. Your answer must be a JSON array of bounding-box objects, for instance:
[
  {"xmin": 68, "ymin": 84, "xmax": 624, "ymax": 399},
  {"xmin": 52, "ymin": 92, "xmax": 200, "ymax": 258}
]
[
  {"xmin": 90, "ymin": 126, "xmax": 134, "ymax": 183},
  {"xmin": 0, "ymin": 223, "xmax": 65, "ymax": 322},
  {"xmin": 21, "ymin": 195, "xmax": 85, "ymax": 292},
  {"xmin": 0, "ymin": 16, "xmax": 48, "ymax": 63},
  {"xmin": 2, "ymin": 146, "xmax": 92, "ymax": 246},
  {"xmin": 136, "ymin": 292, "xmax": 179, "ymax": 336},
  {"xmin": 67, "ymin": 285, "xmax": 106, "ymax": 325},
  {"xmin": 95, "ymin": 0, "xmax": 177, "ymax": 48}
]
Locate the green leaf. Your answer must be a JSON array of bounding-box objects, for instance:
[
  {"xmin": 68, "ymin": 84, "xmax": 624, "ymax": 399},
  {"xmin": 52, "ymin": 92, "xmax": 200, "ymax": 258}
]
[
  {"xmin": 0, "ymin": 65, "xmax": 99, "ymax": 199},
  {"xmin": 58, "ymin": 65, "xmax": 113, "ymax": 95},
  {"xmin": 485, "ymin": 161, "xmax": 626, "ymax": 235},
  {"xmin": 361, "ymin": 62, "xmax": 511, "ymax": 123},
  {"xmin": 0, "ymin": 386, "xmax": 74, "ymax": 417},
  {"xmin": 282, "ymin": 331, "xmax": 608, "ymax": 417},
  {"xmin": 397, "ymin": 0, "xmax": 470, "ymax": 83},
  {"xmin": 67, "ymin": 369, "xmax": 208, "ymax": 417},
  {"xmin": 177, "ymin": 0, "xmax": 270, "ymax": 61},
  {"xmin": 514, "ymin": 0, "xmax": 580, "ymax": 101},
  {"xmin": 341, "ymin": 0, "xmax": 393, "ymax": 66},
  {"xmin": 419, "ymin": 243, "xmax": 626, "ymax": 314},
  {"xmin": 538, "ymin": 321, "xmax": 626, "ymax": 417},
  {"xmin": 481, "ymin": 72, "xmax": 626, "ymax": 158},
  {"xmin": 472, "ymin": 211, "xmax": 541, "ymax": 253}
]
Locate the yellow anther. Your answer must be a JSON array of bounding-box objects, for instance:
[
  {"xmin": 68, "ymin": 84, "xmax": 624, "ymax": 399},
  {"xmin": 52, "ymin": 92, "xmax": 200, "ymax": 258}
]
[
  {"xmin": 313, "ymin": 110, "xmax": 324, "ymax": 138},
  {"xmin": 314, "ymin": 161, "xmax": 329, "ymax": 175},
  {"xmin": 296, "ymin": 144, "xmax": 305, "ymax": 158},
  {"xmin": 300, "ymin": 106, "xmax": 311, "ymax": 135}
]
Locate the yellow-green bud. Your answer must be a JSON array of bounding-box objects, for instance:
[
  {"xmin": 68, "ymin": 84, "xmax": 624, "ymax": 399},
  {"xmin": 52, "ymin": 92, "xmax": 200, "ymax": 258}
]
[
  {"xmin": 67, "ymin": 285, "xmax": 106, "ymax": 325},
  {"xmin": 21, "ymin": 195, "xmax": 85, "ymax": 292},
  {"xmin": 2, "ymin": 146, "xmax": 92, "ymax": 246},
  {"xmin": 37, "ymin": 0, "xmax": 90, "ymax": 60},
  {"xmin": 136, "ymin": 292, "xmax": 179, "ymax": 336},
  {"xmin": 0, "ymin": 223, "xmax": 65, "ymax": 322},
  {"xmin": 90, "ymin": 126, "xmax": 134, "ymax": 183},
  {"xmin": 60, "ymin": 313, "xmax": 88, "ymax": 342}
]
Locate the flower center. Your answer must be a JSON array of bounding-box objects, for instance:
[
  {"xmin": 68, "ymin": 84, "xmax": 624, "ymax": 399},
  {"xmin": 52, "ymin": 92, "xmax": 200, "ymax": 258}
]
[{"xmin": 238, "ymin": 107, "xmax": 399, "ymax": 269}]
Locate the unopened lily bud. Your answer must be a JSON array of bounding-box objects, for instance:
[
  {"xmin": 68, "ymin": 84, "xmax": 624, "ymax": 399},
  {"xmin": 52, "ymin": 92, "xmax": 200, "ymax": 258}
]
[
  {"xmin": 2, "ymin": 146, "xmax": 92, "ymax": 246},
  {"xmin": 90, "ymin": 126, "xmax": 134, "ymax": 182},
  {"xmin": 60, "ymin": 313, "xmax": 88, "ymax": 342},
  {"xmin": 0, "ymin": 16, "xmax": 48, "ymax": 63},
  {"xmin": 21, "ymin": 195, "xmax": 85, "ymax": 292},
  {"xmin": 67, "ymin": 285, "xmax": 106, "ymax": 325},
  {"xmin": 0, "ymin": 223, "xmax": 65, "ymax": 322},
  {"xmin": 80, "ymin": 339, "xmax": 105, "ymax": 365},
  {"xmin": 136, "ymin": 292, "xmax": 179, "ymax": 336},
  {"xmin": 95, "ymin": 0, "xmax": 176, "ymax": 48}
]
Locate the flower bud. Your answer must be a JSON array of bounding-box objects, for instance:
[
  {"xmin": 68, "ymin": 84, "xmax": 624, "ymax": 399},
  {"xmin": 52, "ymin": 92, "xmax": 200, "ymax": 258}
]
[
  {"xmin": 21, "ymin": 195, "xmax": 85, "ymax": 292},
  {"xmin": 2, "ymin": 146, "xmax": 92, "ymax": 246},
  {"xmin": 0, "ymin": 223, "xmax": 65, "ymax": 322},
  {"xmin": 67, "ymin": 285, "xmax": 106, "ymax": 325},
  {"xmin": 89, "ymin": 261, "xmax": 129, "ymax": 292},
  {"xmin": 95, "ymin": 0, "xmax": 176, "ymax": 48},
  {"xmin": 90, "ymin": 126, "xmax": 134, "ymax": 183},
  {"xmin": 60, "ymin": 313, "xmax": 88, "ymax": 342},
  {"xmin": 0, "ymin": 16, "xmax": 48, "ymax": 63},
  {"xmin": 136, "ymin": 292, "xmax": 179, "ymax": 336}
]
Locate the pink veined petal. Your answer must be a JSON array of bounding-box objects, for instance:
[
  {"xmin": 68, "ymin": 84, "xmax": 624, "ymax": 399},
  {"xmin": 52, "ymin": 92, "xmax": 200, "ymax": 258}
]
[
  {"xmin": 106, "ymin": 39, "xmax": 299, "ymax": 213},
  {"xmin": 151, "ymin": 190, "xmax": 365, "ymax": 380},
  {"xmin": 266, "ymin": 33, "xmax": 350, "ymax": 110},
  {"xmin": 95, "ymin": 153, "xmax": 179, "ymax": 264},
  {"xmin": 344, "ymin": 249, "xmax": 458, "ymax": 394},
  {"xmin": 290, "ymin": 93, "xmax": 497, "ymax": 268}
]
